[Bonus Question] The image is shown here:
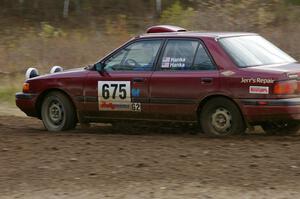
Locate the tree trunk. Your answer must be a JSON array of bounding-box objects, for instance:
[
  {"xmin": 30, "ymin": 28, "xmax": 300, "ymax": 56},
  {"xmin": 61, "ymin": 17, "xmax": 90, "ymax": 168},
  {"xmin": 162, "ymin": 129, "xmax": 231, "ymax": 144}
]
[
  {"xmin": 75, "ymin": 0, "xmax": 81, "ymax": 14},
  {"xmin": 63, "ymin": 0, "xmax": 70, "ymax": 18},
  {"xmin": 156, "ymin": 0, "xmax": 162, "ymax": 15}
]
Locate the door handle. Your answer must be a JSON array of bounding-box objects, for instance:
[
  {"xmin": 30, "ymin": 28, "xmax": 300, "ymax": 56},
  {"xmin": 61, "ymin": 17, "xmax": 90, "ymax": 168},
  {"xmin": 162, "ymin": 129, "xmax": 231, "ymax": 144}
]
[
  {"xmin": 133, "ymin": 78, "xmax": 145, "ymax": 83},
  {"xmin": 201, "ymin": 78, "xmax": 213, "ymax": 84}
]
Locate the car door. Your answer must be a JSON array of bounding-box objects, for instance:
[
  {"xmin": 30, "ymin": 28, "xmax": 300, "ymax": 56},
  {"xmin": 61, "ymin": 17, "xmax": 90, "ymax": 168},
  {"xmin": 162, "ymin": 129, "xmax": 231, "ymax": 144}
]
[
  {"xmin": 149, "ymin": 38, "xmax": 220, "ymax": 121},
  {"xmin": 83, "ymin": 39, "xmax": 164, "ymax": 120}
]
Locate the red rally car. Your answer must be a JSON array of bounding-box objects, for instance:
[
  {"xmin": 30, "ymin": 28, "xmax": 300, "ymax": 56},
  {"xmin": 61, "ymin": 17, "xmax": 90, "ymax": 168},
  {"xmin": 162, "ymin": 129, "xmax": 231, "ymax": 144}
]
[{"xmin": 16, "ymin": 25, "xmax": 300, "ymax": 136}]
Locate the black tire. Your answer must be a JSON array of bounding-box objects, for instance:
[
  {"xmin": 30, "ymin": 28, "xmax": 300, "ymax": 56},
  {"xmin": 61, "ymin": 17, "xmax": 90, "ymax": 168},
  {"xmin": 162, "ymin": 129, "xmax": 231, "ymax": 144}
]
[
  {"xmin": 261, "ymin": 121, "xmax": 300, "ymax": 135},
  {"xmin": 200, "ymin": 97, "xmax": 245, "ymax": 137},
  {"xmin": 41, "ymin": 91, "xmax": 77, "ymax": 131}
]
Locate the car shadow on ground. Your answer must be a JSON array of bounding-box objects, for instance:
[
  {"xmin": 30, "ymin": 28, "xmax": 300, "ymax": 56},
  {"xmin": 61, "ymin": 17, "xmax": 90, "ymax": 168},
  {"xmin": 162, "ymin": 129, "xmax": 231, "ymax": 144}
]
[
  {"xmin": 1, "ymin": 116, "xmax": 299, "ymax": 140},
  {"xmin": 66, "ymin": 122, "xmax": 300, "ymax": 140}
]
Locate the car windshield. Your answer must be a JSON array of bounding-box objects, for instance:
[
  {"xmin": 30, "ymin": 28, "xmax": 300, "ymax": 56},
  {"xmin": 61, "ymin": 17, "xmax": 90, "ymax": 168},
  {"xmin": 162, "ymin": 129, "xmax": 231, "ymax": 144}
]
[{"xmin": 219, "ymin": 35, "xmax": 296, "ymax": 68}]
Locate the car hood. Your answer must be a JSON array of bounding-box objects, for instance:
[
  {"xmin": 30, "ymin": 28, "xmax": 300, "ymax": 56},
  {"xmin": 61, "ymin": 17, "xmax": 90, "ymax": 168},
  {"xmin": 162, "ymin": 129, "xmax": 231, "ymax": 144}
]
[
  {"xmin": 50, "ymin": 67, "xmax": 86, "ymax": 75},
  {"xmin": 29, "ymin": 67, "xmax": 87, "ymax": 80}
]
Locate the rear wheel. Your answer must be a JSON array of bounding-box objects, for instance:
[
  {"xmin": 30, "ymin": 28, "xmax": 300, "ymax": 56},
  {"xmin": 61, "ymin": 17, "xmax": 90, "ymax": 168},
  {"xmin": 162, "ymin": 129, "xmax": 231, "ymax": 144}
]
[
  {"xmin": 200, "ymin": 97, "xmax": 245, "ymax": 137},
  {"xmin": 41, "ymin": 91, "xmax": 77, "ymax": 131},
  {"xmin": 261, "ymin": 121, "xmax": 300, "ymax": 135}
]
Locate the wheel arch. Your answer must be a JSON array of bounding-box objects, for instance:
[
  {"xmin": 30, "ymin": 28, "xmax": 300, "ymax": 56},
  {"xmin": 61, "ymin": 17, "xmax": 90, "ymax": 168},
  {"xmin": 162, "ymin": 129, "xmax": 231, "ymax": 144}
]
[
  {"xmin": 35, "ymin": 88, "xmax": 77, "ymax": 119},
  {"xmin": 197, "ymin": 94, "xmax": 246, "ymax": 125}
]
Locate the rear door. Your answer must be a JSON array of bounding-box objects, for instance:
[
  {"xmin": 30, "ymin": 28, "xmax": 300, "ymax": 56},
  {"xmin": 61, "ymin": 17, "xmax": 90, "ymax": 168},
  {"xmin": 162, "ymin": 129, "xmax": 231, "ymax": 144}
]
[
  {"xmin": 149, "ymin": 38, "xmax": 220, "ymax": 121},
  {"xmin": 84, "ymin": 39, "xmax": 164, "ymax": 119}
]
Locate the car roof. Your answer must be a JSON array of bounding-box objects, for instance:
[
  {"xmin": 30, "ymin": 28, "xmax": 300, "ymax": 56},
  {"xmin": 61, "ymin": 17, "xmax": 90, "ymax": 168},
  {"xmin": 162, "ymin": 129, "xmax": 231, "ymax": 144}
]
[{"xmin": 139, "ymin": 31, "xmax": 258, "ymax": 39}]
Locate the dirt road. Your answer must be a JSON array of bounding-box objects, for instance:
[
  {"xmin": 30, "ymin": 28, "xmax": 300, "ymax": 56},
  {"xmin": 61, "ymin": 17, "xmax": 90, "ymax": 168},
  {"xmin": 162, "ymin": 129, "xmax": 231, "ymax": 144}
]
[{"xmin": 0, "ymin": 116, "xmax": 300, "ymax": 199}]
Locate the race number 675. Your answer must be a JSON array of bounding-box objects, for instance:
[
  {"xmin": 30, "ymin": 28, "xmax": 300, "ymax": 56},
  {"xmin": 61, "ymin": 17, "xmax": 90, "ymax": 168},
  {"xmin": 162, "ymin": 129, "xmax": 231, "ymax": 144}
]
[
  {"xmin": 98, "ymin": 81, "xmax": 131, "ymax": 101},
  {"xmin": 102, "ymin": 83, "xmax": 126, "ymax": 99}
]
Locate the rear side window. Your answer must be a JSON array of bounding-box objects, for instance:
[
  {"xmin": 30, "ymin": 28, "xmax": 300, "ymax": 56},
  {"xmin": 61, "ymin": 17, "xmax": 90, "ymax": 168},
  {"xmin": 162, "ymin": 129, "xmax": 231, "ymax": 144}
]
[
  {"xmin": 193, "ymin": 44, "xmax": 215, "ymax": 70},
  {"xmin": 160, "ymin": 39, "xmax": 215, "ymax": 71}
]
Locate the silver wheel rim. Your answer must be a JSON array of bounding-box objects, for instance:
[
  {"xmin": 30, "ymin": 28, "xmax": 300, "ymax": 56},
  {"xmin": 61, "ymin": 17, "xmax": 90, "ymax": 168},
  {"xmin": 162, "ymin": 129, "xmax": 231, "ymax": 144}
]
[
  {"xmin": 48, "ymin": 99, "xmax": 64, "ymax": 125},
  {"xmin": 211, "ymin": 107, "xmax": 232, "ymax": 134}
]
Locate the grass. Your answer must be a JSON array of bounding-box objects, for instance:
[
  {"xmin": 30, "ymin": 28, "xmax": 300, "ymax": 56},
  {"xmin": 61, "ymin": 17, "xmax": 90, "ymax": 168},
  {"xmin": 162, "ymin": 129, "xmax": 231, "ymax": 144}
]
[
  {"xmin": 0, "ymin": 28, "xmax": 129, "ymax": 105},
  {"xmin": 0, "ymin": 86, "xmax": 20, "ymax": 105},
  {"xmin": 0, "ymin": 8, "xmax": 299, "ymax": 105},
  {"xmin": 0, "ymin": 73, "xmax": 24, "ymax": 105}
]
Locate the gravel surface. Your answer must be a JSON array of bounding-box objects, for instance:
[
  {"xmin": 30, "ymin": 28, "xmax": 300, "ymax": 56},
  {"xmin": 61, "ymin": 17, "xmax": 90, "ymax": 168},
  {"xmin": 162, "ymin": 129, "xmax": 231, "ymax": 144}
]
[{"xmin": 0, "ymin": 116, "xmax": 300, "ymax": 199}]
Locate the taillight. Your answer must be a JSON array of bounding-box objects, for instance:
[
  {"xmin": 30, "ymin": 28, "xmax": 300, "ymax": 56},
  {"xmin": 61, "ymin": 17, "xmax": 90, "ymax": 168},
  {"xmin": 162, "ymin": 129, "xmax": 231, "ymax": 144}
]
[
  {"xmin": 297, "ymin": 81, "xmax": 300, "ymax": 93},
  {"xmin": 273, "ymin": 80, "xmax": 298, "ymax": 95},
  {"xmin": 22, "ymin": 83, "xmax": 30, "ymax": 93}
]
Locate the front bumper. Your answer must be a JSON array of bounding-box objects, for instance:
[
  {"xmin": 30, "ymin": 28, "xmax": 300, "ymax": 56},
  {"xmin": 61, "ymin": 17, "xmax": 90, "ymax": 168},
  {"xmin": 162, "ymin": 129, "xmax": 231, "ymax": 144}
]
[
  {"xmin": 15, "ymin": 92, "xmax": 39, "ymax": 117},
  {"xmin": 239, "ymin": 98, "xmax": 300, "ymax": 123}
]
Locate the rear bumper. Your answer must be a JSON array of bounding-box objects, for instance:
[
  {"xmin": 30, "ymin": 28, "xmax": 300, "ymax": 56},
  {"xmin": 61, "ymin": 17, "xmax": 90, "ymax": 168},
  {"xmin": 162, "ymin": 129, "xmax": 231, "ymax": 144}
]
[
  {"xmin": 15, "ymin": 92, "xmax": 39, "ymax": 117},
  {"xmin": 238, "ymin": 98, "xmax": 300, "ymax": 123}
]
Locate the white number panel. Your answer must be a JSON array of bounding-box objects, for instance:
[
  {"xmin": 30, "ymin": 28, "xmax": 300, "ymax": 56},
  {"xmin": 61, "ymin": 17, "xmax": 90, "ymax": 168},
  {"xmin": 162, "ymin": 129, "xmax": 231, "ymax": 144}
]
[
  {"xmin": 98, "ymin": 81, "xmax": 131, "ymax": 102},
  {"xmin": 98, "ymin": 81, "xmax": 141, "ymax": 112}
]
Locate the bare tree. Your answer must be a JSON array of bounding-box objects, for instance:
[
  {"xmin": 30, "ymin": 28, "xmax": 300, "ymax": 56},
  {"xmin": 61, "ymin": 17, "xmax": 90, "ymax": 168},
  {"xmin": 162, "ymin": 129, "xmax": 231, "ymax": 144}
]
[
  {"xmin": 156, "ymin": 0, "xmax": 162, "ymax": 14},
  {"xmin": 75, "ymin": 0, "xmax": 81, "ymax": 14},
  {"xmin": 63, "ymin": 0, "xmax": 70, "ymax": 18}
]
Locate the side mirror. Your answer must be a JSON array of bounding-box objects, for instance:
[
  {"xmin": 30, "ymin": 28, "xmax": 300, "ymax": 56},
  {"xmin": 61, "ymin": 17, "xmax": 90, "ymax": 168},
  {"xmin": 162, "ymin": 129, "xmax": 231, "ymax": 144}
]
[{"xmin": 95, "ymin": 62, "xmax": 105, "ymax": 72}]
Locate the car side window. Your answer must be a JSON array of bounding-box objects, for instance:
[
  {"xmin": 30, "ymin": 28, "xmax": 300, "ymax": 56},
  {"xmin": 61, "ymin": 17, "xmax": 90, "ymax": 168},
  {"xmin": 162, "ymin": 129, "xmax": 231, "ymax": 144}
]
[
  {"xmin": 161, "ymin": 40, "xmax": 198, "ymax": 70},
  {"xmin": 192, "ymin": 44, "xmax": 215, "ymax": 70},
  {"xmin": 160, "ymin": 39, "xmax": 215, "ymax": 71},
  {"xmin": 104, "ymin": 40, "xmax": 162, "ymax": 71}
]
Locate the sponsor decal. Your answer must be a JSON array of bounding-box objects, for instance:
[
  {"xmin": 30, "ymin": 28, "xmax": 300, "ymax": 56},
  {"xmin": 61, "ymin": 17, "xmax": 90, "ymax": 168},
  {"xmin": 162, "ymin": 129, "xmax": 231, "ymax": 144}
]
[
  {"xmin": 287, "ymin": 73, "xmax": 298, "ymax": 79},
  {"xmin": 100, "ymin": 102, "xmax": 131, "ymax": 111},
  {"xmin": 162, "ymin": 57, "xmax": 171, "ymax": 68},
  {"xmin": 98, "ymin": 81, "xmax": 141, "ymax": 112},
  {"xmin": 241, "ymin": 77, "xmax": 274, "ymax": 84},
  {"xmin": 100, "ymin": 102, "xmax": 115, "ymax": 110},
  {"xmin": 161, "ymin": 57, "xmax": 186, "ymax": 68},
  {"xmin": 169, "ymin": 57, "xmax": 186, "ymax": 68},
  {"xmin": 132, "ymin": 102, "xmax": 141, "ymax": 112},
  {"xmin": 131, "ymin": 88, "xmax": 140, "ymax": 97},
  {"xmin": 249, "ymin": 86, "xmax": 269, "ymax": 94}
]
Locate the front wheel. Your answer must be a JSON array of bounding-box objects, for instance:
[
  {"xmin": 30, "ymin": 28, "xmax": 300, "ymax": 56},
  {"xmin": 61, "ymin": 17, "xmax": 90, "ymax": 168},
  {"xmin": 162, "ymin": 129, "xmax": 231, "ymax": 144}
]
[
  {"xmin": 200, "ymin": 97, "xmax": 245, "ymax": 137},
  {"xmin": 41, "ymin": 91, "xmax": 77, "ymax": 131}
]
